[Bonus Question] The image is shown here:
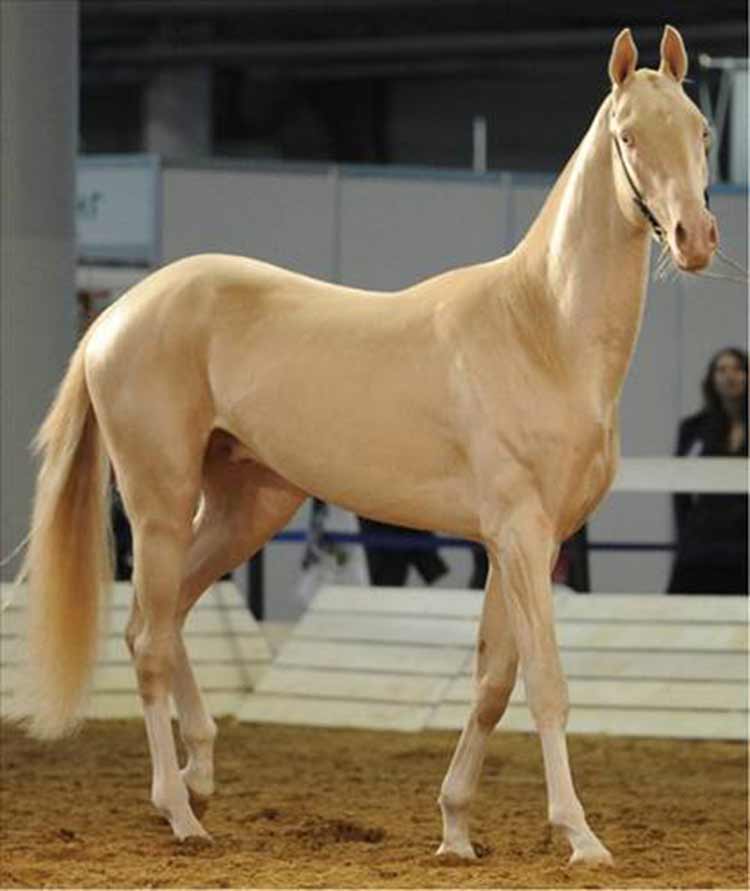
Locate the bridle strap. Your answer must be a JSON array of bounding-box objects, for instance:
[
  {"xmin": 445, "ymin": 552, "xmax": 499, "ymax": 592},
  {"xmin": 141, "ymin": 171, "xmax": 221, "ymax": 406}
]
[{"xmin": 612, "ymin": 136, "xmax": 666, "ymax": 243}]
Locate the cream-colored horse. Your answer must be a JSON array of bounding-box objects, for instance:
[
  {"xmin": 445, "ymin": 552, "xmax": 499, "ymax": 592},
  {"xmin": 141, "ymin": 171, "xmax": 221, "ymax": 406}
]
[{"xmin": 15, "ymin": 26, "xmax": 717, "ymax": 865}]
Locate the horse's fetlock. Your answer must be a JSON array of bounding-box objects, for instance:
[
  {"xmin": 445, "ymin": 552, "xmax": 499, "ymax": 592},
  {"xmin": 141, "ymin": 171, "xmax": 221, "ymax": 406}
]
[
  {"xmin": 152, "ymin": 780, "xmax": 190, "ymax": 818},
  {"xmin": 549, "ymin": 803, "xmax": 585, "ymax": 832},
  {"xmin": 439, "ymin": 783, "xmax": 470, "ymax": 817}
]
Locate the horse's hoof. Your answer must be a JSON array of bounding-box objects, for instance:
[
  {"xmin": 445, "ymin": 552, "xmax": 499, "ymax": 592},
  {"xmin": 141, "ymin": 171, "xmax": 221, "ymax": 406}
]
[
  {"xmin": 165, "ymin": 808, "xmax": 212, "ymax": 843},
  {"xmin": 174, "ymin": 823, "xmax": 213, "ymax": 844},
  {"xmin": 568, "ymin": 844, "xmax": 613, "ymax": 866},
  {"xmin": 436, "ymin": 841, "xmax": 477, "ymax": 861}
]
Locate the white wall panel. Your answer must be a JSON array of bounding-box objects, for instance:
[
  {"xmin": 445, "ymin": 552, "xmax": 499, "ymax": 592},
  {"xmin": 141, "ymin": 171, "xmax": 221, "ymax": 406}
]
[
  {"xmin": 505, "ymin": 181, "xmax": 550, "ymax": 245},
  {"xmin": 679, "ymin": 190, "xmax": 749, "ymax": 418},
  {"xmin": 338, "ymin": 172, "xmax": 508, "ymax": 290},
  {"xmin": 162, "ymin": 165, "xmax": 337, "ymax": 281}
]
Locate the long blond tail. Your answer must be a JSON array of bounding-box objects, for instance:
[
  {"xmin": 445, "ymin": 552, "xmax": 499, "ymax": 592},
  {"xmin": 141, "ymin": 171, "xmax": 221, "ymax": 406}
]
[{"xmin": 12, "ymin": 337, "xmax": 112, "ymax": 739}]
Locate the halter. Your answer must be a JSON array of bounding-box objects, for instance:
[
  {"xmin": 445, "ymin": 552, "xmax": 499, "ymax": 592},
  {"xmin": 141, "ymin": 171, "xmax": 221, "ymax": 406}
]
[
  {"xmin": 612, "ymin": 136, "xmax": 711, "ymax": 245},
  {"xmin": 612, "ymin": 136, "xmax": 666, "ymax": 243}
]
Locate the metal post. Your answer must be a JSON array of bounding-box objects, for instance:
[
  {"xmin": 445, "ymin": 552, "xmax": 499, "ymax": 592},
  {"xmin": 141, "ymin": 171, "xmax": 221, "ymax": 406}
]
[
  {"xmin": 472, "ymin": 115, "xmax": 487, "ymax": 174},
  {"xmin": 247, "ymin": 549, "xmax": 265, "ymax": 620},
  {"xmin": 698, "ymin": 54, "xmax": 748, "ymax": 184}
]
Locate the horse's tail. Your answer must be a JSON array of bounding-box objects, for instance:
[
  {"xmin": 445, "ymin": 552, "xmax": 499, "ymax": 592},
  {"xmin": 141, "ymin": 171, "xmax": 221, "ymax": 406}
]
[{"xmin": 12, "ymin": 336, "xmax": 112, "ymax": 739}]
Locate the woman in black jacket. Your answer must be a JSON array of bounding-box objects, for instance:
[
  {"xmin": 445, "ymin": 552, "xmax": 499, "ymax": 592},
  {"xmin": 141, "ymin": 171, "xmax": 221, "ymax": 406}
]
[{"xmin": 667, "ymin": 347, "xmax": 748, "ymax": 595}]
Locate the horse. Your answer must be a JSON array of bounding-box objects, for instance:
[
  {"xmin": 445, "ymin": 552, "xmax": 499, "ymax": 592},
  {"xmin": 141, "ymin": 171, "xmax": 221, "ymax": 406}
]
[{"xmin": 13, "ymin": 25, "xmax": 718, "ymax": 866}]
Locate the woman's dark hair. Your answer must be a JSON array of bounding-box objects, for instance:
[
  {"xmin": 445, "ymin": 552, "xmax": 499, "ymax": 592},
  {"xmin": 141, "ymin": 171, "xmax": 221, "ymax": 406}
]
[{"xmin": 701, "ymin": 347, "xmax": 748, "ymax": 454}]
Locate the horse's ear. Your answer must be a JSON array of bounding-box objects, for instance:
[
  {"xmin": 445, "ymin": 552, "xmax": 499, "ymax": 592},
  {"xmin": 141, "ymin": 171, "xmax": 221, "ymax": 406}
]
[
  {"xmin": 659, "ymin": 25, "xmax": 688, "ymax": 82},
  {"xmin": 609, "ymin": 28, "xmax": 638, "ymax": 87}
]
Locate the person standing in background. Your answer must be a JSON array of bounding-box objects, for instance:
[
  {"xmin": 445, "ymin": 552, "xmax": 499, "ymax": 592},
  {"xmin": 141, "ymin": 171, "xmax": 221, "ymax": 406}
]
[
  {"xmin": 667, "ymin": 347, "xmax": 748, "ymax": 595},
  {"xmin": 357, "ymin": 517, "xmax": 448, "ymax": 587}
]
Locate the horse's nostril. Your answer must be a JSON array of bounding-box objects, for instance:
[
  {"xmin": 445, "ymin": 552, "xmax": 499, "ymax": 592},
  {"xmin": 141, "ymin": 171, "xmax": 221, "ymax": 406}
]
[
  {"xmin": 675, "ymin": 222, "xmax": 687, "ymax": 247},
  {"xmin": 708, "ymin": 221, "xmax": 718, "ymax": 246}
]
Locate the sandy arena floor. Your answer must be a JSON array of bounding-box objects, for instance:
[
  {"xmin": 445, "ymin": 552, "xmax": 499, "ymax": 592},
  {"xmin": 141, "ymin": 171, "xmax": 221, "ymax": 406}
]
[{"xmin": 0, "ymin": 719, "xmax": 746, "ymax": 889}]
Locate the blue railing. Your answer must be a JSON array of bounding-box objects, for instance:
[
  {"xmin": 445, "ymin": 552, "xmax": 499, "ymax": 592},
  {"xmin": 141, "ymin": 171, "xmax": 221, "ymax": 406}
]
[{"xmin": 273, "ymin": 530, "xmax": 676, "ymax": 552}]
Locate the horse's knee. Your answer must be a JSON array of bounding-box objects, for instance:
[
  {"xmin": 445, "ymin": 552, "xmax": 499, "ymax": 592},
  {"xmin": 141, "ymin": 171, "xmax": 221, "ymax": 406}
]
[
  {"xmin": 475, "ymin": 673, "xmax": 516, "ymax": 731},
  {"xmin": 527, "ymin": 674, "xmax": 570, "ymax": 730}
]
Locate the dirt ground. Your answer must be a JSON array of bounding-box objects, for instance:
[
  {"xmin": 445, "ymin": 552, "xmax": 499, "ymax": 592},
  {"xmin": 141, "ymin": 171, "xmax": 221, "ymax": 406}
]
[{"xmin": 0, "ymin": 719, "xmax": 746, "ymax": 890}]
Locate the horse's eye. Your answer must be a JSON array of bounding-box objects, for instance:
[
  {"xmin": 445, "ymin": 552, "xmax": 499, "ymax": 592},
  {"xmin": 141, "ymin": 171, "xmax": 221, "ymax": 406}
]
[
  {"xmin": 620, "ymin": 130, "xmax": 634, "ymax": 147},
  {"xmin": 702, "ymin": 127, "xmax": 713, "ymax": 151}
]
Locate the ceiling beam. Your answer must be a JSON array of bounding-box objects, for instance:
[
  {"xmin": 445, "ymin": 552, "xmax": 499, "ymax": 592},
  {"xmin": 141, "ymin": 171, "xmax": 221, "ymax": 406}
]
[{"xmin": 83, "ymin": 22, "xmax": 745, "ymax": 69}]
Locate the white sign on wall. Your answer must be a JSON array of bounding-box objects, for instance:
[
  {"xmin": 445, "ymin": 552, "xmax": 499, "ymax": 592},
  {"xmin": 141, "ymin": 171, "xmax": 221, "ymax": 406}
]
[{"xmin": 76, "ymin": 154, "xmax": 161, "ymax": 266}]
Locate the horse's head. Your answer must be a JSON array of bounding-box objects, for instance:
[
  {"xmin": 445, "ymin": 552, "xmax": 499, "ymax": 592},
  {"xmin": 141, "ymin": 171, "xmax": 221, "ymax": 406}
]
[{"xmin": 607, "ymin": 25, "xmax": 719, "ymax": 271}]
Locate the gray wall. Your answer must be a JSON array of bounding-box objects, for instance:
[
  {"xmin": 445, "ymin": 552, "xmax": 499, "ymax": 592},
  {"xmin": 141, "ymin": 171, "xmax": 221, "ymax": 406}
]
[
  {"xmin": 161, "ymin": 165, "xmax": 747, "ymax": 616},
  {"xmin": 163, "ymin": 164, "xmax": 337, "ymax": 280},
  {"xmin": 0, "ymin": 1, "xmax": 78, "ymax": 579}
]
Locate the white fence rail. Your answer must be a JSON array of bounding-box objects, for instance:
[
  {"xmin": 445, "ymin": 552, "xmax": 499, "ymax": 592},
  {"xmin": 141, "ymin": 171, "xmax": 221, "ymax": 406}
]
[
  {"xmin": 1, "ymin": 581, "xmax": 271, "ymax": 720},
  {"xmin": 3, "ymin": 580, "xmax": 747, "ymax": 740},
  {"xmin": 238, "ymin": 585, "xmax": 748, "ymax": 740}
]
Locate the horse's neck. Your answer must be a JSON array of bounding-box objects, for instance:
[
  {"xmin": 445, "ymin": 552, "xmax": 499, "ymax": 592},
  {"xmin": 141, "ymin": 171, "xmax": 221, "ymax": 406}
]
[{"xmin": 513, "ymin": 97, "xmax": 651, "ymax": 406}]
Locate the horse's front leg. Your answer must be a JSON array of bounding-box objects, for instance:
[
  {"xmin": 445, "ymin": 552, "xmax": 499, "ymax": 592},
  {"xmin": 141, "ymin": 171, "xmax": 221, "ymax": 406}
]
[
  {"xmin": 437, "ymin": 563, "xmax": 518, "ymax": 858},
  {"xmin": 498, "ymin": 504, "xmax": 612, "ymax": 865}
]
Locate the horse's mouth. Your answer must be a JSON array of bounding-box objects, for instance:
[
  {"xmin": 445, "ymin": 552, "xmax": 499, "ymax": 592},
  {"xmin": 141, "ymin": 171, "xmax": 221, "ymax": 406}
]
[
  {"xmin": 676, "ymin": 258, "xmax": 705, "ymax": 273},
  {"xmin": 673, "ymin": 248, "xmax": 716, "ymax": 274}
]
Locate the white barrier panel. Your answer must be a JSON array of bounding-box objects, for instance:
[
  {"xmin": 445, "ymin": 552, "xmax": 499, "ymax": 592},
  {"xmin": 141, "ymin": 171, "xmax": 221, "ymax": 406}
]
[
  {"xmin": 1, "ymin": 581, "xmax": 271, "ymax": 720},
  {"xmin": 237, "ymin": 585, "xmax": 748, "ymax": 740},
  {"xmin": 612, "ymin": 457, "xmax": 748, "ymax": 493}
]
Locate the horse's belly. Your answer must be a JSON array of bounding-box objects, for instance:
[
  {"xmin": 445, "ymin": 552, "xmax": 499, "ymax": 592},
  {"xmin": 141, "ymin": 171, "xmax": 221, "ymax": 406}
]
[{"xmin": 226, "ymin": 411, "xmax": 479, "ymax": 538}]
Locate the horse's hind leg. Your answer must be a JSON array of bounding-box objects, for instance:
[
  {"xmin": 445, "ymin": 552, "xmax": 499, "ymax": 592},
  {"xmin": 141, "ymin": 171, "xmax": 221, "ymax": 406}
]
[
  {"xmin": 103, "ymin": 391, "xmax": 210, "ymax": 840},
  {"xmin": 172, "ymin": 443, "xmax": 306, "ymax": 812},
  {"xmin": 438, "ymin": 563, "xmax": 518, "ymax": 858},
  {"xmin": 121, "ymin": 472, "xmax": 207, "ymax": 840},
  {"xmin": 124, "ymin": 597, "xmax": 216, "ymax": 816}
]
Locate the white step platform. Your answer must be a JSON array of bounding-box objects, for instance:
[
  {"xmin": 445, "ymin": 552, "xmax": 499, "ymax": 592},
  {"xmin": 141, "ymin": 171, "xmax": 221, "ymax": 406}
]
[
  {"xmin": 1, "ymin": 581, "xmax": 271, "ymax": 719},
  {"xmin": 237, "ymin": 585, "xmax": 749, "ymax": 740}
]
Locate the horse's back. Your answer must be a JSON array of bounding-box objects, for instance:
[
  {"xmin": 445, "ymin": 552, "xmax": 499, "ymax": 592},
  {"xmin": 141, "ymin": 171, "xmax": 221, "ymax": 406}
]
[
  {"xmin": 81, "ymin": 251, "xmax": 409, "ymax": 450},
  {"xmin": 84, "ymin": 253, "xmax": 331, "ymax": 366}
]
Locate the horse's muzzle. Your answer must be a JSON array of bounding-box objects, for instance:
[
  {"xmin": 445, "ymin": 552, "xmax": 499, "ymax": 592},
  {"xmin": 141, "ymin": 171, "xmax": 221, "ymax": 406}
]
[{"xmin": 672, "ymin": 210, "xmax": 719, "ymax": 272}]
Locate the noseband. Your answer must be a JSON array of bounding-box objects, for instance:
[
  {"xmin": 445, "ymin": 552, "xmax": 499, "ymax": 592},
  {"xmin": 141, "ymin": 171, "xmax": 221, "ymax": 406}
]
[{"xmin": 612, "ymin": 136, "xmax": 710, "ymax": 245}]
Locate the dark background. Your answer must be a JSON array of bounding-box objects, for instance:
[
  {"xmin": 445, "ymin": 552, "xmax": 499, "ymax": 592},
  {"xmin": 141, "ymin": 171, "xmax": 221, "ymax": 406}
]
[{"xmin": 81, "ymin": 0, "xmax": 747, "ymax": 175}]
